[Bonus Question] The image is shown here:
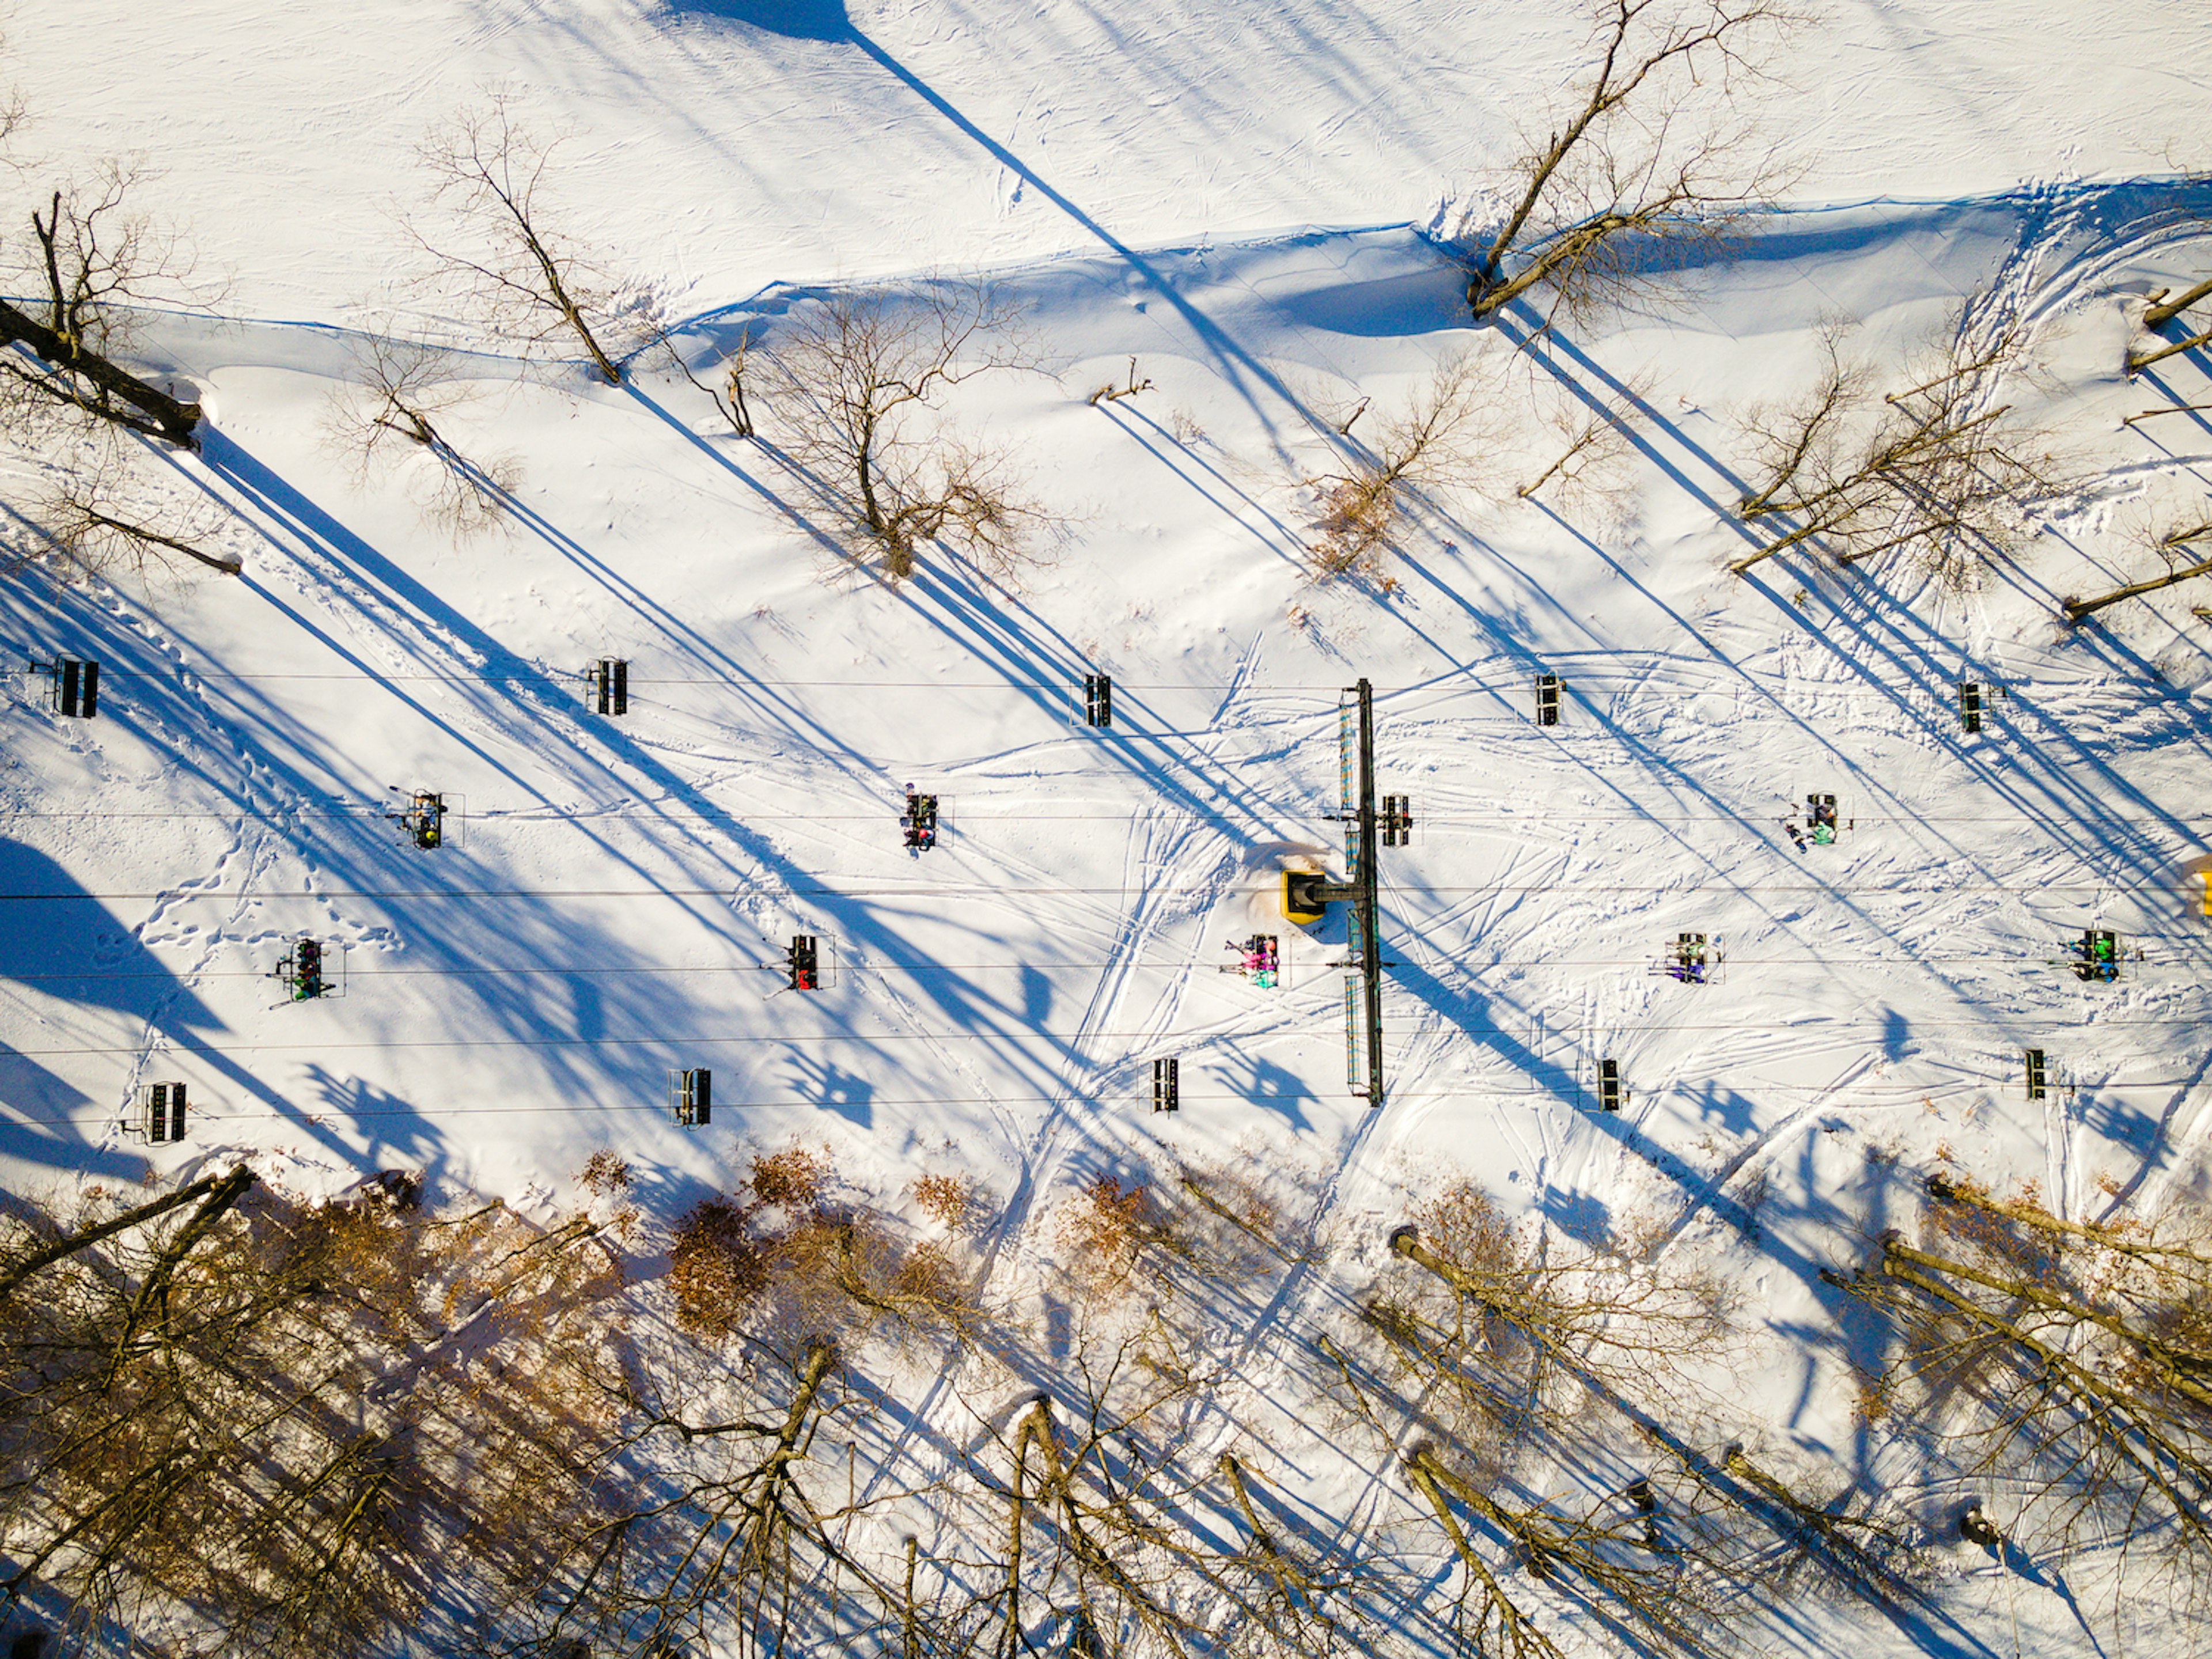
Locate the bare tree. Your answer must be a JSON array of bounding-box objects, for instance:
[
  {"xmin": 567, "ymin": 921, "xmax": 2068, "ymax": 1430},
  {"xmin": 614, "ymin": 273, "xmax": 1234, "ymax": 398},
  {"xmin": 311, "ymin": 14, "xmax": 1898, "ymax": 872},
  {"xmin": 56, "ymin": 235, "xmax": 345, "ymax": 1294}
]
[
  {"xmin": 1516, "ymin": 370, "xmax": 1653, "ymax": 510},
  {"xmin": 34, "ymin": 444, "xmax": 240, "ymax": 574},
  {"xmin": 1728, "ymin": 305, "xmax": 2061, "ymax": 586},
  {"xmin": 2063, "ymin": 514, "xmax": 2212, "ymax": 622},
  {"xmin": 1828, "ymin": 1172, "xmax": 2212, "ymax": 1579},
  {"xmin": 1306, "ymin": 349, "xmax": 1502, "ymax": 580},
  {"xmin": 0, "ymin": 165, "xmax": 204, "ymax": 448},
  {"xmin": 1464, "ymin": 0, "xmax": 1800, "ymax": 326},
  {"xmin": 411, "ymin": 97, "xmax": 630, "ymax": 385},
  {"xmin": 327, "ymin": 326, "xmax": 519, "ymax": 537},
  {"xmin": 753, "ymin": 283, "xmax": 1050, "ymax": 581}
]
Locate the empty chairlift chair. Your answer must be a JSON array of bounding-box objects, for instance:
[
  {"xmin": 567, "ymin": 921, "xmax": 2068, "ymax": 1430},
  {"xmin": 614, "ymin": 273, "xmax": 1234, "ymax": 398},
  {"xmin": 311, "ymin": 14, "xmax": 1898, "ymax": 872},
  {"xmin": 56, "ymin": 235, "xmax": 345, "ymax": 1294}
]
[
  {"xmin": 139, "ymin": 1082, "xmax": 187, "ymax": 1145},
  {"xmin": 671, "ymin": 1068, "xmax": 712, "ymax": 1127},
  {"xmin": 1082, "ymin": 673, "xmax": 1112, "ymax": 729},
  {"xmin": 1152, "ymin": 1058, "xmax": 1179, "ymax": 1114},
  {"xmin": 589, "ymin": 658, "xmax": 629, "ymax": 716},
  {"xmin": 1598, "ymin": 1058, "xmax": 1622, "ymax": 1113},
  {"xmin": 1959, "ymin": 681, "xmax": 1983, "ymax": 733},
  {"xmin": 2024, "ymin": 1047, "xmax": 2047, "ymax": 1101},
  {"xmin": 1536, "ymin": 672, "xmax": 1561, "ymax": 726},
  {"xmin": 32, "ymin": 656, "xmax": 99, "ymax": 718},
  {"xmin": 1382, "ymin": 794, "xmax": 1413, "ymax": 847}
]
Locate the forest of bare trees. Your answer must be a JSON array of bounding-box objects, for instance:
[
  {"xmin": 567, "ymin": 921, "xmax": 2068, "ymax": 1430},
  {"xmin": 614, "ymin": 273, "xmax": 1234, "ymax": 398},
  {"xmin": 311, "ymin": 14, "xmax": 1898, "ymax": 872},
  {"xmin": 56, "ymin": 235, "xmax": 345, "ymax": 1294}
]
[{"xmin": 10, "ymin": 1141, "xmax": 2196, "ymax": 1657}]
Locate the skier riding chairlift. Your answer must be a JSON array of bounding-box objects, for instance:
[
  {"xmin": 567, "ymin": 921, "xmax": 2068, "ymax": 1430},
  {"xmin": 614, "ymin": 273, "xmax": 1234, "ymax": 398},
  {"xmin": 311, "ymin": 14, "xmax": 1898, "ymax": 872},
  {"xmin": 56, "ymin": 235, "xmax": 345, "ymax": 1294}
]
[
  {"xmin": 1228, "ymin": 934, "xmax": 1279, "ymax": 989},
  {"xmin": 902, "ymin": 785, "xmax": 938, "ymax": 853}
]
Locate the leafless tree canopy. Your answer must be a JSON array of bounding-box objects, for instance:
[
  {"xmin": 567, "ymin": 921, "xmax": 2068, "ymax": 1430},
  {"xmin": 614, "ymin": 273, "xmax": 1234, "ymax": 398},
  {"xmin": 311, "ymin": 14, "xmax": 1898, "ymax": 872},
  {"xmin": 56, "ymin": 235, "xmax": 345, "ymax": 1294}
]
[
  {"xmin": 411, "ymin": 98, "xmax": 631, "ymax": 385},
  {"xmin": 1729, "ymin": 304, "xmax": 2063, "ymax": 587},
  {"xmin": 1466, "ymin": 0, "xmax": 1801, "ymax": 326},
  {"xmin": 1832, "ymin": 1174, "xmax": 2212, "ymax": 1578},
  {"xmin": 753, "ymin": 283, "xmax": 1051, "ymax": 582},
  {"xmin": 2062, "ymin": 515, "xmax": 2212, "ymax": 623},
  {"xmin": 327, "ymin": 326, "xmax": 519, "ymax": 537},
  {"xmin": 0, "ymin": 164, "xmax": 205, "ymax": 449}
]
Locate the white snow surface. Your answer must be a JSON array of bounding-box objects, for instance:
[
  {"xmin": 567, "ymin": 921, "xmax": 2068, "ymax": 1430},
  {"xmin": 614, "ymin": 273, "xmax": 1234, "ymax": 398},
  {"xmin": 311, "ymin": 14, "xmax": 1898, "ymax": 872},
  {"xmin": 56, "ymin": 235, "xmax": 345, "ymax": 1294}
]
[
  {"xmin": 6, "ymin": 5, "xmax": 2212, "ymax": 1655},
  {"xmin": 7, "ymin": 0, "xmax": 2210, "ymax": 319}
]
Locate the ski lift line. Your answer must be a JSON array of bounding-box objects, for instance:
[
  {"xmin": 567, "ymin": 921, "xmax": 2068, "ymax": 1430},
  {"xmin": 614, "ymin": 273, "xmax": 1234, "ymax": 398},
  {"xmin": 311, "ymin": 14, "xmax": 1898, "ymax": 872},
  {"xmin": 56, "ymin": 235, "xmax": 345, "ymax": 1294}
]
[
  {"xmin": 2, "ymin": 884, "xmax": 2201, "ymax": 910},
  {"xmin": 1, "ymin": 808, "xmax": 2199, "ymax": 828},
  {"xmin": 33, "ymin": 667, "xmax": 2186, "ymax": 699},
  {"xmin": 27, "ymin": 1080, "xmax": 2101, "ymax": 1126}
]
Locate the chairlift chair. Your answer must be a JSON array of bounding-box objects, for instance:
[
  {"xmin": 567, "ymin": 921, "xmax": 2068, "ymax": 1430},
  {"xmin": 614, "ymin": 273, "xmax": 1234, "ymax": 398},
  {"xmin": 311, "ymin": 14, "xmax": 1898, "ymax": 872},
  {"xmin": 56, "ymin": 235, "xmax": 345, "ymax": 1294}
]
[
  {"xmin": 588, "ymin": 658, "xmax": 629, "ymax": 716},
  {"xmin": 670, "ymin": 1067, "xmax": 712, "ymax": 1126},
  {"xmin": 30, "ymin": 656, "xmax": 99, "ymax": 718},
  {"xmin": 901, "ymin": 786, "xmax": 940, "ymax": 851},
  {"xmin": 1152, "ymin": 1057, "xmax": 1179, "ymax": 1113},
  {"xmin": 1806, "ymin": 793, "xmax": 1839, "ymax": 844},
  {"xmin": 1081, "ymin": 673, "xmax": 1112, "ymax": 729},
  {"xmin": 2073, "ymin": 928, "xmax": 2122, "ymax": 984},
  {"xmin": 138, "ymin": 1082, "xmax": 187, "ymax": 1145},
  {"xmin": 1536, "ymin": 672, "xmax": 1562, "ymax": 726}
]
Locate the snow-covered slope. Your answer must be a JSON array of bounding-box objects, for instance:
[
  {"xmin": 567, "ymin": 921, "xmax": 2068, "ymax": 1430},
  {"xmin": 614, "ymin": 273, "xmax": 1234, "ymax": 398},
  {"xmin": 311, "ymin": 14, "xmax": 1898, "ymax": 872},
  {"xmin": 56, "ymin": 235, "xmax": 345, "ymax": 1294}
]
[
  {"xmin": 6, "ymin": 5, "xmax": 2212, "ymax": 1654},
  {"xmin": 7, "ymin": 0, "xmax": 2207, "ymax": 320}
]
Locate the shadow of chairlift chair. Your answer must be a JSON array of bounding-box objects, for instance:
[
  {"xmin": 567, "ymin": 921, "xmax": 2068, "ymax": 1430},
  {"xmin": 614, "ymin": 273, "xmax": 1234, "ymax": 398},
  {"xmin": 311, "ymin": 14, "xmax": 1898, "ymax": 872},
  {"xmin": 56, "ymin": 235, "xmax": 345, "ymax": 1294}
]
[{"xmin": 28, "ymin": 656, "xmax": 99, "ymax": 718}]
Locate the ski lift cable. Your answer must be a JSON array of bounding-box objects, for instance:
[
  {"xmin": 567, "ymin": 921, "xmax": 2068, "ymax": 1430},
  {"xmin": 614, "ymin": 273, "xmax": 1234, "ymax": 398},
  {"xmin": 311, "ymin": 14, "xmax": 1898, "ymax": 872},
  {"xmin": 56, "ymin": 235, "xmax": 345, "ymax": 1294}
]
[
  {"xmin": 22, "ymin": 1080, "xmax": 2106, "ymax": 1128},
  {"xmin": 1, "ymin": 878, "xmax": 2205, "ymax": 900},
  {"xmin": 20, "ymin": 1007, "xmax": 2203, "ymax": 1060},
  {"xmin": 0, "ymin": 806, "xmax": 2195, "ymax": 826}
]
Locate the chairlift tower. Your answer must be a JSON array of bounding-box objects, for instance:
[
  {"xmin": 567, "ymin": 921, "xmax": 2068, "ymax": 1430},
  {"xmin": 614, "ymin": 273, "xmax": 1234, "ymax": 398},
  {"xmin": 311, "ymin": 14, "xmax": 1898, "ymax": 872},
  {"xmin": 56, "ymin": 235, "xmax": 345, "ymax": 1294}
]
[{"xmin": 1281, "ymin": 677, "xmax": 1391, "ymax": 1107}]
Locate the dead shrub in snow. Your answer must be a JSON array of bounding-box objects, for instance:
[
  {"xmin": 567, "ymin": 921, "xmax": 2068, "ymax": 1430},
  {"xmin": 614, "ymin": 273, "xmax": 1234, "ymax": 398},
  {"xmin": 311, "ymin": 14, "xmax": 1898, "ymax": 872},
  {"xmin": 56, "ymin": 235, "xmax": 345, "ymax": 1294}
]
[
  {"xmin": 1306, "ymin": 349, "xmax": 1502, "ymax": 580},
  {"xmin": 912, "ymin": 1169, "xmax": 991, "ymax": 1234},
  {"xmin": 748, "ymin": 1143, "xmax": 831, "ymax": 1211},
  {"xmin": 752, "ymin": 281, "xmax": 1054, "ymax": 584},
  {"xmin": 672, "ymin": 1150, "xmax": 978, "ymax": 1344},
  {"xmin": 669, "ymin": 1196, "xmax": 770, "ymax": 1339},
  {"xmin": 1055, "ymin": 1172, "xmax": 1158, "ymax": 1297},
  {"xmin": 578, "ymin": 1148, "xmax": 632, "ymax": 1196}
]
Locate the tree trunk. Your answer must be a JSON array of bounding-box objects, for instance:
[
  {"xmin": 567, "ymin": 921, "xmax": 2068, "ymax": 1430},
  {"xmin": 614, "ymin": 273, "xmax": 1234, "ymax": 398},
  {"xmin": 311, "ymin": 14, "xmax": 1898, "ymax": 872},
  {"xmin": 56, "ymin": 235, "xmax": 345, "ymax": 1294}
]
[
  {"xmin": 0, "ymin": 296, "xmax": 202, "ymax": 446},
  {"xmin": 2146, "ymin": 276, "xmax": 2212, "ymax": 330},
  {"xmin": 2129, "ymin": 327, "xmax": 2212, "ymax": 376},
  {"xmin": 2064, "ymin": 553, "xmax": 2212, "ymax": 622},
  {"xmin": 0, "ymin": 1168, "xmax": 238, "ymax": 1299}
]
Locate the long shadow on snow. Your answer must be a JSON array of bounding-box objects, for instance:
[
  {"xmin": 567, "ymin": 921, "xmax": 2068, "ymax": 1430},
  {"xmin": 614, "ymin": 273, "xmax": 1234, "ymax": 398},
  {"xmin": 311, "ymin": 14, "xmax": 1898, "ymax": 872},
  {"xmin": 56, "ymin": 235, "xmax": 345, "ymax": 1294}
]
[{"xmin": 203, "ymin": 434, "xmax": 1137, "ymax": 1152}]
